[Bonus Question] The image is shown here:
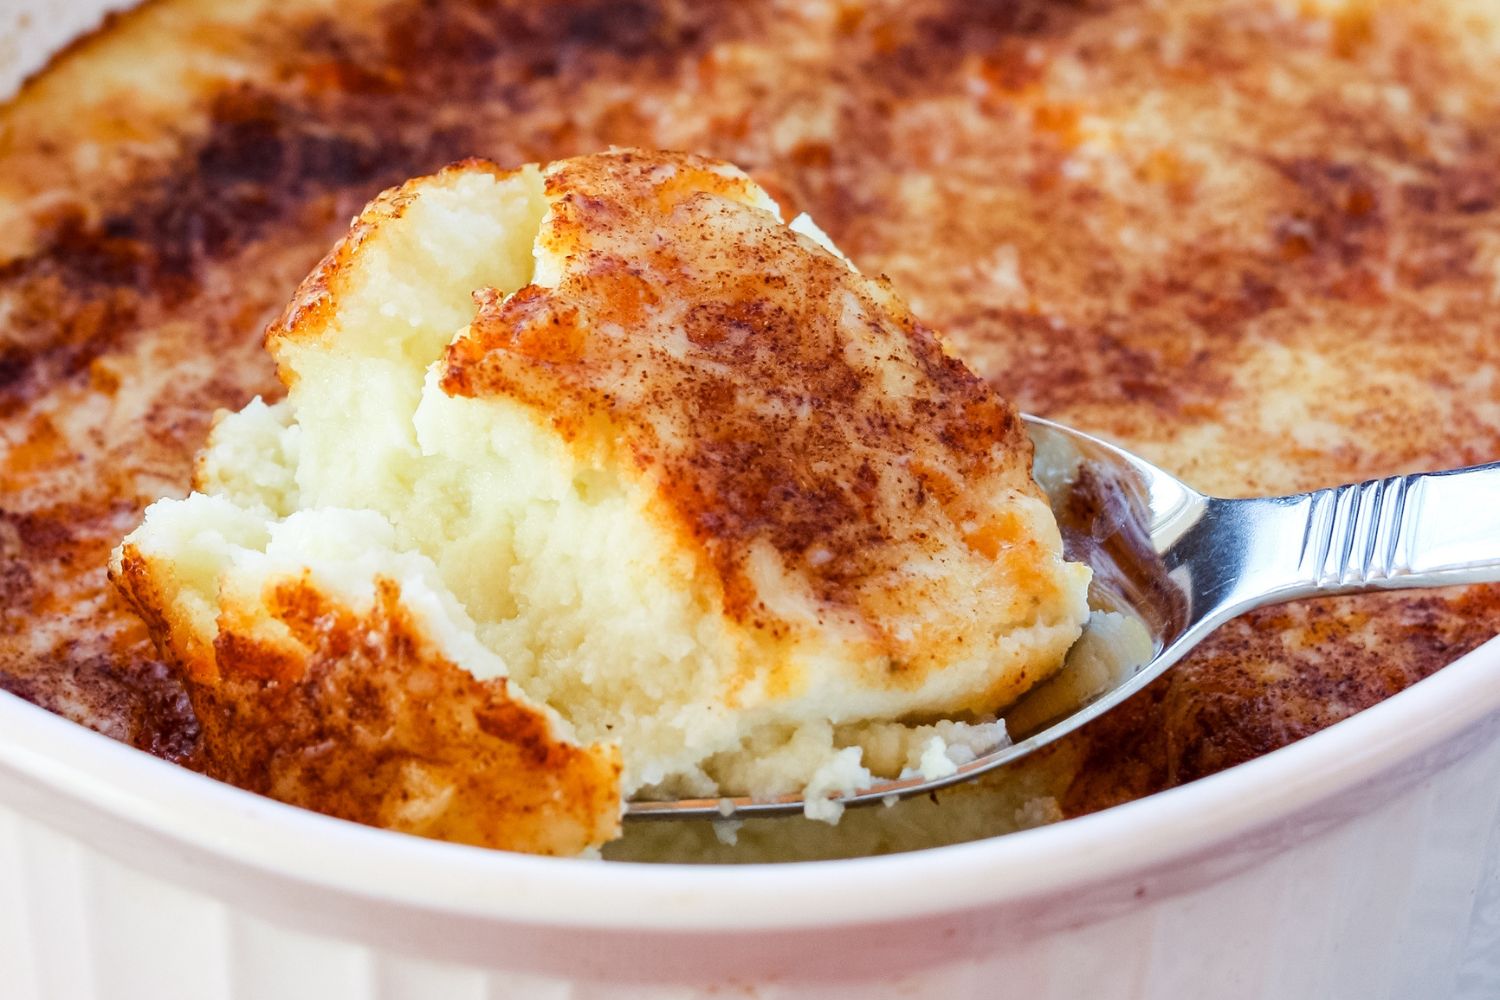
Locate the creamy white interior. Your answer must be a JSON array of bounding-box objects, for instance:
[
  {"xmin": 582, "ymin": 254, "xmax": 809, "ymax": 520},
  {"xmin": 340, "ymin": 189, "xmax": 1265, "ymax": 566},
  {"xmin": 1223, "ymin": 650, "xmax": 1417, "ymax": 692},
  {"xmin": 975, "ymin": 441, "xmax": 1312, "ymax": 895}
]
[{"xmin": 119, "ymin": 162, "xmax": 1096, "ymax": 818}]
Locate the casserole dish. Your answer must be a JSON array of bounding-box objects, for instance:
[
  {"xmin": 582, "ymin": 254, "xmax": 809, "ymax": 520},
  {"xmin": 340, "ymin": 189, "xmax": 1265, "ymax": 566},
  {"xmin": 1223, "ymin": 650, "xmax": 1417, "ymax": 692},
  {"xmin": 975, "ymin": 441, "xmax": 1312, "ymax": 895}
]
[
  {"xmin": 3, "ymin": 637, "xmax": 1498, "ymax": 998},
  {"xmin": 2, "ymin": 4, "xmax": 1498, "ymax": 997}
]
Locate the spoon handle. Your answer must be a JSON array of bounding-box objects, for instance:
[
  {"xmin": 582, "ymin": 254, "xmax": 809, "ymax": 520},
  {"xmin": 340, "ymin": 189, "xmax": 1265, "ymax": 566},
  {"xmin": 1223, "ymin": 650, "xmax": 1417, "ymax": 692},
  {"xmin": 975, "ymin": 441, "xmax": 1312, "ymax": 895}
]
[
  {"xmin": 1175, "ymin": 462, "xmax": 1500, "ymax": 625},
  {"xmin": 1286, "ymin": 461, "xmax": 1500, "ymax": 593}
]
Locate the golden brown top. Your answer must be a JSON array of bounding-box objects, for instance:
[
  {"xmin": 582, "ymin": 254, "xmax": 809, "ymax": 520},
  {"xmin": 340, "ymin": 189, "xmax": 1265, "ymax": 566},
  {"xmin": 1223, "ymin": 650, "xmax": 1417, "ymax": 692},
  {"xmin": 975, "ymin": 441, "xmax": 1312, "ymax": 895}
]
[
  {"xmin": 113, "ymin": 539, "xmax": 622, "ymax": 854},
  {"xmin": 2, "ymin": 0, "xmax": 1498, "ymax": 822},
  {"xmin": 441, "ymin": 150, "xmax": 1040, "ymax": 647}
]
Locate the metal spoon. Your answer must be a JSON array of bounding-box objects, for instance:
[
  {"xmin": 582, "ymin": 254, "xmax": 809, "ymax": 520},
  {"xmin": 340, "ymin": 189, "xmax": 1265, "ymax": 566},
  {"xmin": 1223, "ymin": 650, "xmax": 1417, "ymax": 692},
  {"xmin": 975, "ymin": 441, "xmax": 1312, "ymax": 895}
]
[{"xmin": 629, "ymin": 415, "xmax": 1500, "ymax": 819}]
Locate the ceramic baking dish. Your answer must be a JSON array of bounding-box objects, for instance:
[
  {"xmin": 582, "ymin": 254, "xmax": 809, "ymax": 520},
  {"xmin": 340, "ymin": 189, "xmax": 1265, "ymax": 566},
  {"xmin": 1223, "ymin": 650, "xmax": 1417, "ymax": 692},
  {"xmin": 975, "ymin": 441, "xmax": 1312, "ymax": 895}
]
[
  {"xmin": 2, "ymin": 5, "xmax": 1498, "ymax": 998},
  {"xmin": 2, "ymin": 636, "xmax": 1498, "ymax": 999}
]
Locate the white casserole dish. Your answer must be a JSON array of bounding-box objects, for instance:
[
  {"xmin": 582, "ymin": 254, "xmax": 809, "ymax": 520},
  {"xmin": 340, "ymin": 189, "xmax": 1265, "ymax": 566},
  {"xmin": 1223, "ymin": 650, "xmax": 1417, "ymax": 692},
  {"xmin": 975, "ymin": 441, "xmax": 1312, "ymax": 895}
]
[
  {"xmin": 2, "ymin": 638, "xmax": 1498, "ymax": 999},
  {"xmin": 2, "ymin": 6, "xmax": 1499, "ymax": 998}
]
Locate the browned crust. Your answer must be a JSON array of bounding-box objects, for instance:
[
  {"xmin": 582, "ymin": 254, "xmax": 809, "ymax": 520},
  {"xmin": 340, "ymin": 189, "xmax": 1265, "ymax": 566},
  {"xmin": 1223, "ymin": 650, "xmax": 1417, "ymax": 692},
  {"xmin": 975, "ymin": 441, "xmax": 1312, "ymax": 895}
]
[
  {"xmin": 1, "ymin": 0, "xmax": 1497, "ymax": 833},
  {"xmin": 110, "ymin": 542, "xmax": 216, "ymax": 683},
  {"xmin": 1059, "ymin": 584, "xmax": 1500, "ymax": 816},
  {"xmin": 441, "ymin": 150, "xmax": 1043, "ymax": 671},
  {"xmin": 111, "ymin": 548, "xmax": 622, "ymax": 855}
]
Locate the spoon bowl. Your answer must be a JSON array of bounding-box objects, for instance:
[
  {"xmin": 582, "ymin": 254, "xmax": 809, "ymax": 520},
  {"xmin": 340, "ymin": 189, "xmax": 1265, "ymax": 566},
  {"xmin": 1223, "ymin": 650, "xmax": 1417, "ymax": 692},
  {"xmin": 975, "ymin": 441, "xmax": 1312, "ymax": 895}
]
[{"xmin": 628, "ymin": 415, "xmax": 1500, "ymax": 819}]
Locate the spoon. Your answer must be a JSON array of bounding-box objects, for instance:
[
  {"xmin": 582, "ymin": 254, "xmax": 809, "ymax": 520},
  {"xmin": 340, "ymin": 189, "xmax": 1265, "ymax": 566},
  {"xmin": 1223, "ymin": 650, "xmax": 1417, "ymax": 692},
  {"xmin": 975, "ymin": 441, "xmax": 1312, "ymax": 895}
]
[{"xmin": 629, "ymin": 415, "xmax": 1500, "ymax": 819}]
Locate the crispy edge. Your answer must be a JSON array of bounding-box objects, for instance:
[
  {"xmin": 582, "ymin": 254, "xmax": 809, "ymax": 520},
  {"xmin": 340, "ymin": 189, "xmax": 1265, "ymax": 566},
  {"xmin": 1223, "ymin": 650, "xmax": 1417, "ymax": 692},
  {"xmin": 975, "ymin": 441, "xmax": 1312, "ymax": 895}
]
[
  {"xmin": 111, "ymin": 546, "xmax": 623, "ymax": 855},
  {"xmin": 262, "ymin": 157, "xmax": 516, "ymax": 378}
]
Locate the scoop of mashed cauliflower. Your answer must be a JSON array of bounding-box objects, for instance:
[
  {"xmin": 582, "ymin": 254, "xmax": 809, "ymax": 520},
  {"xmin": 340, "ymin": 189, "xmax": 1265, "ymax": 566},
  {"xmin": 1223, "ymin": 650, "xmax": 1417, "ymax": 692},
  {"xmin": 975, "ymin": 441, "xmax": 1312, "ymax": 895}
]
[{"xmin": 111, "ymin": 149, "xmax": 1090, "ymax": 853}]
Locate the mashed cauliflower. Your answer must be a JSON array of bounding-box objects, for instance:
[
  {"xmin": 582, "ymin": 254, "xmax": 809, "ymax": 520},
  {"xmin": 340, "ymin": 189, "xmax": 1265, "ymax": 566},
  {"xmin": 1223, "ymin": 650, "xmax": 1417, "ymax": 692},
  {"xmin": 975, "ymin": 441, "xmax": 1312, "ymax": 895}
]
[{"xmin": 112, "ymin": 149, "xmax": 1091, "ymax": 853}]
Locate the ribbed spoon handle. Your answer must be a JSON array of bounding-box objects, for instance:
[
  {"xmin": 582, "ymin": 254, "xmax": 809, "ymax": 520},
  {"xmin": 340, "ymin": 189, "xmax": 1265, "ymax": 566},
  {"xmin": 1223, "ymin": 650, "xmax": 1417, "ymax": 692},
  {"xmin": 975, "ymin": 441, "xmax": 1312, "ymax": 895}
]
[{"xmin": 1290, "ymin": 462, "xmax": 1500, "ymax": 593}]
